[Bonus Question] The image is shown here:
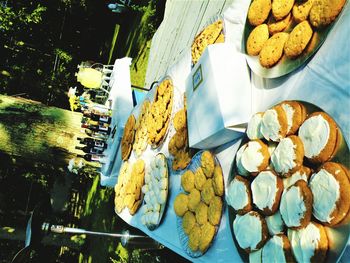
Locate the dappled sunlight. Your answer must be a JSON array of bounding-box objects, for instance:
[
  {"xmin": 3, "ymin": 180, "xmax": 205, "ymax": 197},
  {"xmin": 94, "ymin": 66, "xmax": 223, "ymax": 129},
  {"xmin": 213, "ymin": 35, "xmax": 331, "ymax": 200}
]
[{"xmin": 0, "ymin": 124, "xmax": 13, "ymax": 153}]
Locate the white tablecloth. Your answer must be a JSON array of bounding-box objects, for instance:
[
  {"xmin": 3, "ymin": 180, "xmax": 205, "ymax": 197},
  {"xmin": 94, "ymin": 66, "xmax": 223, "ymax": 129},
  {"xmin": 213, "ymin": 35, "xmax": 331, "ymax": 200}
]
[{"xmin": 109, "ymin": 1, "xmax": 350, "ymax": 262}]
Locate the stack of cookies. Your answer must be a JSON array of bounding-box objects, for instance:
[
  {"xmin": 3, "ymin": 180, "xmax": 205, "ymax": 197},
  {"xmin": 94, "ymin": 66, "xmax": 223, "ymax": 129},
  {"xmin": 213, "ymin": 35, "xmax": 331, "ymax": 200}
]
[
  {"xmin": 228, "ymin": 100, "xmax": 350, "ymax": 263},
  {"xmin": 246, "ymin": 0, "xmax": 346, "ymax": 68},
  {"xmin": 147, "ymin": 78, "xmax": 174, "ymax": 148},
  {"xmin": 168, "ymin": 97, "xmax": 193, "ymax": 170},
  {"xmin": 173, "ymin": 151, "xmax": 224, "ymax": 255},
  {"xmin": 191, "ymin": 20, "xmax": 225, "ymax": 66},
  {"xmin": 114, "ymin": 159, "xmax": 145, "ymax": 215},
  {"xmin": 133, "ymin": 100, "xmax": 151, "ymax": 157},
  {"xmin": 121, "ymin": 114, "xmax": 136, "ymax": 161}
]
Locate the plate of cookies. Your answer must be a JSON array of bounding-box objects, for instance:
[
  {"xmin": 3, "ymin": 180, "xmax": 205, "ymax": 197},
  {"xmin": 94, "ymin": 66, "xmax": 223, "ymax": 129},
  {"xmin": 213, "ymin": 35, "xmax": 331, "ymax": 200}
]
[
  {"xmin": 173, "ymin": 150, "xmax": 225, "ymax": 257},
  {"xmin": 133, "ymin": 99, "xmax": 151, "ymax": 158},
  {"xmin": 147, "ymin": 77, "xmax": 174, "ymax": 149},
  {"xmin": 140, "ymin": 153, "xmax": 169, "ymax": 230},
  {"xmin": 243, "ymin": 0, "xmax": 348, "ymax": 78},
  {"xmin": 114, "ymin": 159, "xmax": 146, "ymax": 216},
  {"xmin": 121, "ymin": 114, "xmax": 136, "ymax": 161},
  {"xmin": 227, "ymin": 100, "xmax": 350, "ymax": 263}
]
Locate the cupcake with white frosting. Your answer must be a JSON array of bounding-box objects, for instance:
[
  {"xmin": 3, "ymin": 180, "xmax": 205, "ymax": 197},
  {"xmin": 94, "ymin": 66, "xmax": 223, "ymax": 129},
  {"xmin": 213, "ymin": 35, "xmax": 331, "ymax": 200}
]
[
  {"xmin": 251, "ymin": 170, "xmax": 284, "ymax": 215},
  {"xmin": 279, "ymin": 101, "xmax": 307, "ymax": 136},
  {"xmin": 236, "ymin": 140, "xmax": 270, "ymax": 176},
  {"xmin": 262, "ymin": 234, "xmax": 294, "ymax": 263},
  {"xmin": 233, "ymin": 211, "xmax": 269, "ymax": 252},
  {"xmin": 271, "ymin": 135, "xmax": 305, "ymax": 177},
  {"xmin": 261, "ymin": 105, "xmax": 288, "ymax": 142},
  {"xmin": 266, "ymin": 211, "xmax": 285, "ymax": 235},
  {"xmin": 309, "ymin": 162, "xmax": 350, "ymax": 226},
  {"xmin": 298, "ymin": 112, "xmax": 339, "ymax": 164},
  {"xmin": 283, "ymin": 166, "xmax": 312, "ymax": 189},
  {"xmin": 226, "ymin": 175, "xmax": 252, "ymax": 215},
  {"xmin": 288, "ymin": 222, "xmax": 328, "ymax": 263},
  {"xmin": 280, "ymin": 180, "xmax": 313, "ymax": 229},
  {"xmin": 247, "ymin": 112, "xmax": 264, "ymax": 140}
]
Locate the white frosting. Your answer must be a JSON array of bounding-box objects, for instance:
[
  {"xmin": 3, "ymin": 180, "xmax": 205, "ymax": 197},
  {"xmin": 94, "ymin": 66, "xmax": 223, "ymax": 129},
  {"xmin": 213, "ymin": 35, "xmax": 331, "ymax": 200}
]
[
  {"xmin": 310, "ymin": 169, "xmax": 340, "ymax": 223},
  {"xmin": 262, "ymin": 235, "xmax": 286, "ymax": 263},
  {"xmin": 283, "ymin": 170, "xmax": 308, "ymax": 189},
  {"xmin": 226, "ymin": 177, "xmax": 249, "ymax": 211},
  {"xmin": 261, "ymin": 109, "xmax": 282, "ymax": 141},
  {"xmin": 266, "ymin": 211, "xmax": 285, "ymax": 235},
  {"xmin": 271, "ymin": 137, "xmax": 297, "ymax": 174},
  {"xmin": 298, "ymin": 115, "xmax": 330, "ymax": 158},
  {"xmin": 288, "ymin": 223, "xmax": 321, "ymax": 263},
  {"xmin": 280, "ymin": 185, "xmax": 306, "ymax": 227},
  {"xmin": 282, "ymin": 103, "xmax": 295, "ymax": 134},
  {"xmin": 233, "ymin": 212, "xmax": 263, "ymax": 250},
  {"xmin": 249, "ymin": 249, "xmax": 262, "ymax": 263},
  {"xmin": 236, "ymin": 144, "xmax": 249, "ymax": 176},
  {"xmin": 247, "ymin": 113, "xmax": 264, "ymax": 140},
  {"xmin": 251, "ymin": 171, "xmax": 279, "ymax": 211},
  {"xmin": 240, "ymin": 141, "xmax": 265, "ymax": 173}
]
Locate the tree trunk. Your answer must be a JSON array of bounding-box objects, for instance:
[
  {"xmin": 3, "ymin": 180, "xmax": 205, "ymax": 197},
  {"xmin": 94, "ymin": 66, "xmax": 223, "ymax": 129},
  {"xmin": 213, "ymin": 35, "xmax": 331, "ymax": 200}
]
[{"xmin": 0, "ymin": 95, "xmax": 83, "ymax": 167}]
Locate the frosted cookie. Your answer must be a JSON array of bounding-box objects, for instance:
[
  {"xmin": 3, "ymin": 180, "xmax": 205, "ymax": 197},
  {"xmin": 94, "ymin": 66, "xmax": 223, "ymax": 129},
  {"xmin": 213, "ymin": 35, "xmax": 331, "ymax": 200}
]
[
  {"xmin": 261, "ymin": 105, "xmax": 288, "ymax": 142},
  {"xmin": 248, "ymin": 0, "xmax": 272, "ymax": 26},
  {"xmin": 233, "ymin": 211, "xmax": 269, "ymax": 252},
  {"xmin": 288, "ymin": 222, "xmax": 328, "ymax": 263},
  {"xmin": 259, "ymin": 32, "xmax": 289, "ymax": 68},
  {"xmin": 226, "ymin": 175, "xmax": 253, "ymax": 215},
  {"xmin": 251, "ymin": 170, "xmax": 284, "ymax": 215},
  {"xmin": 280, "ymin": 180, "xmax": 313, "ymax": 229},
  {"xmin": 247, "ymin": 112, "xmax": 264, "ymax": 140},
  {"xmin": 309, "ymin": 0, "xmax": 346, "ymax": 28},
  {"xmin": 283, "ymin": 166, "xmax": 312, "ymax": 188},
  {"xmin": 293, "ymin": 0, "xmax": 314, "ymax": 23},
  {"xmin": 309, "ymin": 162, "xmax": 350, "ymax": 226},
  {"xmin": 279, "ymin": 100, "xmax": 307, "ymax": 136},
  {"xmin": 247, "ymin": 24, "xmax": 270, "ymax": 56},
  {"xmin": 271, "ymin": 135, "xmax": 305, "ymax": 176},
  {"xmin": 236, "ymin": 140, "xmax": 270, "ymax": 175},
  {"xmin": 262, "ymin": 234, "xmax": 294, "ymax": 263},
  {"xmin": 268, "ymin": 13, "xmax": 292, "ymax": 35},
  {"xmin": 266, "ymin": 211, "xmax": 285, "ymax": 235},
  {"xmin": 272, "ymin": 0, "xmax": 295, "ymax": 21},
  {"xmin": 284, "ymin": 20, "xmax": 313, "ymax": 58},
  {"xmin": 298, "ymin": 111, "xmax": 339, "ymax": 163}
]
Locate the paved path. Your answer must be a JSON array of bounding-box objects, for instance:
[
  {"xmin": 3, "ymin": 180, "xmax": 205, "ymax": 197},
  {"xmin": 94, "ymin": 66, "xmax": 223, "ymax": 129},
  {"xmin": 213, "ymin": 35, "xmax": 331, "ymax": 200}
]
[{"xmin": 145, "ymin": 0, "xmax": 234, "ymax": 88}]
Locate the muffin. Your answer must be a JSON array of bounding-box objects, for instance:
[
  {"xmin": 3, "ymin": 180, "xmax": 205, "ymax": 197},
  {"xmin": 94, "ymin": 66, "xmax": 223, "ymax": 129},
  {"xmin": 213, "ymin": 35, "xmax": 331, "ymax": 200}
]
[
  {"xmin": 266, "ymin": 211, "xmax": 285, "ymax": 235},
  {"xmin": 233, "ymin": 211, "xmax": 269, "ymax": 252},
  {"xmin": 279, "ymin": 100, "xmax": 307, "ymax": 136},
  {"xmin": 261, "ymin": 105, "xmax": 288, "ymax": 142},
  {"xmin": 288, "ymin": 222, "xmax": 328, "ymax": 263},
  {"xmin": 280, "ymin": 180, "xmax": 313, "ymax": 229},
  {"xmin": 309, "ymin": 162, "xmax": 350, "ymax": 226},
  {"xmin": 247, "ymin": 112, "xmax": 264, "ymax": 140},
  {"xmin": 226, "ymin": 175, "xmax": 253, "ymax": 215},
  {"xmin": 298, "ymin": 112, "xmax": 339, "ymax": 163},
  {"xmin": 262, "ymin": 234, "xmax": 294, "ymax": 263},
  {"xmin": 251, "ymin": 170, "xmax": 284, "ymax": 215},
  {"xmin": 271, "ymin": 135, "xmax": 305, "ymax": 176},
  {"xmin": 283, "ymin": 166, "xmax": 312, "ymax": 189},
  {"xmin": 236, "ymin": 140, "xmax": 270, "ymax": 176}
]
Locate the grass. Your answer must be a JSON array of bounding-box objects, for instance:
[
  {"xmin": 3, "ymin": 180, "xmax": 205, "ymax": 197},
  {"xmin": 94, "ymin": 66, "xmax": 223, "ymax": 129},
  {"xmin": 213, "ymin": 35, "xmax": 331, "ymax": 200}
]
[
  {"xmin": 108, "ymin": 25, "xmax": 120, "ymax": 65},
  {"xmin": 130, "ymin": 40, "xmax": 151, "ymax": 89}
]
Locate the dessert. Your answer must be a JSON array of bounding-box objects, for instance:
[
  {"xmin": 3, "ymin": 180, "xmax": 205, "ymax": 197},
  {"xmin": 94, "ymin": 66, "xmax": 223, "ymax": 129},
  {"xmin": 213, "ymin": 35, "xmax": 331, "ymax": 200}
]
[
  {"xmin": 259, "ymin": 32, "xmax": 289, "ymax": 68},
  {"xmin": 268, "ymin": 13, "xmax": 292, "ymax": 35},
  {"xmin": 199, "ymin": 222, "xmax": 216, "ymax": 253},
  {"xmin": 174, "ymin": 193, "xmax": 189, "ymax": 217},
  {"xmin": 182, "ymin": 211, "xmax": 196, "ymax": 235},
  {"xmin": 201, "ymin": 179, "xmax": 215, "ymax": 205},
  {"xmin": 298, "ymin": 111, "xmax": 339, "ymax": 163},
  {"xmin": 188, "ymin": 188, "xmax": 201, "ymax": 212},
  {"xmin": 266, "ymin": 211, "xmax": 285, "ymax": 235},
  {"xmin": 181, "ymin": 169, "xmax": 195, "ymax": 192},
  {"xmin": 200, "ymin": 151, "xmax": 215, "ymax": 178},
  {"xmin": 261, "ymin": 105, "xmax": 288, "ymax": 141},
  {"xmin": 226, "ymin": 175, "xmax": 253, "ymax": 215},
  {"xmin": 262, "ymin": 234, "xmax": 294, "ymax": 263},
  {"xmin": 280, "ymin": 180, "xmax": 313, "ymax": 229},
  {"xmin": 208, "ymin": 195, "xmax": 223, "ymax": 225},
  {"xmin": 248, "ymin": 0, "xmax": 272, "ymax": 26},
  {"xmin": 251, "ymin": 170, "xmax": 284, "ymax": 215},
  {"xmin": 272, "ymin": 0, "xmax": 294, "ymax": 21},
  {"xmin": 133, "ymin": 100, "xmax": 150, "ymax": 157},
  {"xmin": 283, "ymin": 166, "xmax": 312, "ymax": 188},
  {"xmin": 247, "ymin": 112, "xmax": 264, "ymax": 140},
  {"xmin": 292, "ymin": 0, "xmax": 314, "ymax": 23},
  {"xmin": 121, "ymin": 114, "xmax": 136, "ymax": 161},
  {"xmin": 194, "ymin": 167, "xmax": 207, "ymax": 191},
  {"xmin": 284, "ymin": 20, "xmax": 313, "ymax": 58},
  {"xmin": 309, "ymin": 162, "xmax": 350, "ymax": 226},
  {"xmin": 247, "ymin": 24, "xmax": 270, "ymax": 56},
  {"xmin": 212, "ymin": 165, "xmax": 224, "ymax": 197},
  {"xmin": 309, "ymin": 0, "xmax": 346, "ymax": 28},
  {"xmin": 233, "ymin": 211, "xmax": 269, "ymax": 252},
  {"xmin": 271, "ymin": 135, "xmax": 305, "ymax": 176},
  {"xmin": 278, "ymin": 100, "xmax": 307, "ymax": 136}
]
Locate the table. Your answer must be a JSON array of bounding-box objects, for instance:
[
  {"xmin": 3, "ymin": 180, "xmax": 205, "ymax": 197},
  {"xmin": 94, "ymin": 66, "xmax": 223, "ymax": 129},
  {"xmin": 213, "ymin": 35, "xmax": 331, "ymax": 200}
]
[{"xmin": 107, "ymin": 1, "xmax": 350, "ymax": 262}]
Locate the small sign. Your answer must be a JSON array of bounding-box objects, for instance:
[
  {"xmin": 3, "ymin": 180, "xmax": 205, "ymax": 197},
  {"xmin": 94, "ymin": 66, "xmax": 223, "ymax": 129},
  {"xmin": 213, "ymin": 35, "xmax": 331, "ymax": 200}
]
[{"xmin": 192, "ymin": 65, "xmax": 203, "ymax": 91}]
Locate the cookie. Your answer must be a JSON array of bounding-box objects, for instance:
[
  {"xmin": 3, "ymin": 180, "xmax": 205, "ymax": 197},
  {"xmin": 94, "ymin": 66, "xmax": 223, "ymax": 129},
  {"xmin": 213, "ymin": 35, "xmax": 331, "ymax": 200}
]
[
  {"xmin": 188, "ymin": 188, "xmax": 201, "ymax": 212},
  {"xmin": 247, "ymin": 24, "xmax": 270, "ymax": 56},
  {"xmin": 172, "ymin": 150, "xmax": 191, "ymax": 171},
  {"xmin": 259, "ymin": 32, "xmax": 289, "ymax": 68},
  {"xmin": 201, "ymin": 179, "xmax": 215, "ymax": 205},
  {"xmin": 278, "ymin": 100, "xmax": 307, "ymax": 136},
  {"xmin": 292, "ymin": 0, "xmax": 314, "ymax": 23},
  {"xmin": 199, "ymin": 222, "xmax": 216, "ymax": 253},
  {"xmin": 309, "ymin": 0, "xmax": 346, "ymax": 28},
  {"xmin": 188, "ymin": 225, "xmax": 201, "ymax": 251},
  {"xmin": 284, "ymin": 20, "xmax": 313, "ymax": 58},
  {"xmin": 173, "ymin": 109, "xmax": 187, "ymax": 131},
  {"xmin": 267, "ymin": 12, "xmax": 292, "ymax": 35},
  {"xmin": 182, "ymin": 211, "xmax": 196, "ymax": 235},
  {"xmin": 212, "ymin": 165, "xmax": 224, "ymax": 197},
  {"xmin": 208, "ymin": 195, "xmax": 222, "ymax": 226},
  {"xmin": 194, "ymin": 167, "xmax": 207, "ymax": 191},
  {"xmin": 272, "ymin": 0, "xmax": 295, "ymax": 21},
  {"xmin": 174, "ymin": 193, "xmax": 189, "ymax": 217},
  {"xmin": 195, "ymin": 201, "xmax": 208, "ymax": 225},
  {"xmin": 200, "ymin": 151, "xmax": 215, "ymax": 178},
  {"xmin": 121, "ymin": 114, "xmax": 136, "ymax": 161},
  {"xmin": 248, "ymin": 0, "xmax": 272, "ymax": 26},
  {"xmin": 181, "ymin": 169, "xmax": 195, "ymax": 192}
]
